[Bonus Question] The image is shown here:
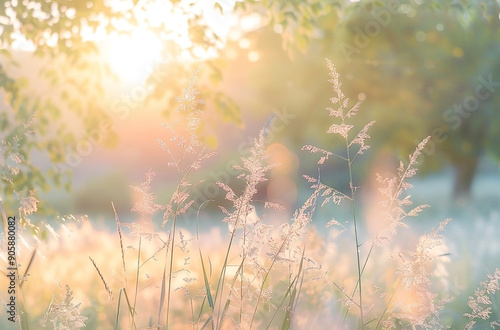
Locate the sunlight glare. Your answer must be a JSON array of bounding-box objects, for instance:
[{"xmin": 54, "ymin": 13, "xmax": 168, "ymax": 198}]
[
  {"xmin": 105, "ymin": 29, "xmax": 163, "ymax": 84},
  {"xmin": 248, "ymin": 50, "xmax": 260, "ymax": 62}
]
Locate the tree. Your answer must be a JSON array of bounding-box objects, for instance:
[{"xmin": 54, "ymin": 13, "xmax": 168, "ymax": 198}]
[
  {"xmin": 330, "ymin": 0, "xmax": 500, "ymax": 200},
  {"xmin": 0, "ymin": 0, "xmax": 244, "ymax": 219},
  {"xmin": 1, "ymin": 0, "xmax": 497, "ymax": 225},
  {"xmin": 225, "ymin": 0, "xmax": 500, "ymax": 201}
]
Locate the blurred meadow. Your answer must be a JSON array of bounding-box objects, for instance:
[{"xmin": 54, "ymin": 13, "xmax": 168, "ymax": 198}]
[{"xmin": 1, "ymin": 0, "xmax": 500, "ymax": 329}]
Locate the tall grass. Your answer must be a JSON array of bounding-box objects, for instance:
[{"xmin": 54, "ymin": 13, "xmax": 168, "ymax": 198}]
[{"xmin": 1, "ymin": 60, "xmax": 500, "ymax": 329}]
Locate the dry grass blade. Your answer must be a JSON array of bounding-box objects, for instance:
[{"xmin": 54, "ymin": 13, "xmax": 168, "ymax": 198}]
[
  {"xmin": 200, "ymin": 314, "xmax": 214, "ymax": 330},
  {"xmin": 116, "ymin": 287, "xmax": 136, "ymax": 330},
  {"xmin": 218, "ymin": 262, "xmax": 243, "ymax": 328},
  {"xmin": 157, "ymin": 255, "xmax": 167, "ymax": 326},
  {"xmin": 41, "ymin": 295, "xmax": 54, "ymax": 328},
  {"xmin": 263, "ymin": 245, "xmax": 306, "ymax": 330},
  {"xmin": 89, "ymin": 256, "xmax": 114, "ymax": 303},
  {"xmin": 282, "ymin": 279, "xmax": 298, "ymax": 330},
  {"xmin": 199, "ymin": 250, "xmax": 214, "ymax": 309},
  {"xmin": 194, "ymin": 200, "xmax": 215, "ymax": 329},
  {"xmin": 265, "ymin": 276, "xmax": 297, "ymax": 330},
  {"xmin": 115, "ymin": 289, "xmax": 123, "ymax": 330},
  {"xmin": 112, "ymin": 202, "xmax": 127, "ymax": 277},
  {"xmin": 19, "ymin": 244, "xmax": 37, "ymax": 288},
  {"xmin": 374, "ymin": 279, "xmax": 402, "ymax": 330},
  {"xmin": 218, "ymin": 299, "xmax": 231, "ymax": 330},
  {"xmin": 132, "ymin": 237, "xmax": 142, "ymax": 320},
  {"xmin": 165, "ymin": 214, "xmax": 179, "ymax": 329},
  {"xmin": 289, "ymin": 245, "xmax": 307, "ymax": 325},
  {"xmin": 249, "ymin": 230, "xmax": 297, "ymax": 328}
]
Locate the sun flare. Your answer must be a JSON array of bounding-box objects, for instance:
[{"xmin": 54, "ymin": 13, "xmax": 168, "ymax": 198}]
[{"xmin": 104, "ymin": 29, "xmax": 163, "ymax": 84}]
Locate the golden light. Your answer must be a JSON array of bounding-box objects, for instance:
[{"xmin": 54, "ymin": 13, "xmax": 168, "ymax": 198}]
[
  {"xmin": 93, "ymin": 0, "xmax": 264, "ymax": 84},
  {"xmin": 265, "ymin": 143, "xmax": 299, "ymax": 209},
  {"xmin": 248, "ymin": 50, "xmax": 260, "ymax": 62},
  {"xmin": 238, "ymin": 38, "xmax": 251, "ymax": 49},
  {"xmin": 104, "ymin": 29, "xmax": 163, "ymax": 84}
]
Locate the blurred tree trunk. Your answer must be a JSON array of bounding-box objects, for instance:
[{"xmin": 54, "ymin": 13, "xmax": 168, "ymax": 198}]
[
  {"xmin": 453, "ymin": 157, "xmax": 478, "ymax": 202},
  {"xmin": 451, "ymin": 111, "xmax": 489, "ymax": 203}
]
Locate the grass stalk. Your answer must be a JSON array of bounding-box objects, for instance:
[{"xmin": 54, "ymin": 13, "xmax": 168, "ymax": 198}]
[
  {"xmin": 374, "ymin": 278, "xmax": 402, "ymax": 330},
  {"xmin": 345, "ymin": 130, "xmax": 364, "ymax": 328},
  {"xmin": 249, "ymin": 221, "xmax": 304, "ymax": 329},
  {"xmin": 213, "ymin": 228, "xmax": 236, "ymax": 327},
  {"xmin": 218, "ymin": 261, "xmax": 244, "ymax": 329},
  {"xmin": 161, "ymin": 152, "xmax": 203, "ymax": 328},
  {"xmin": 116, "ymin": 287, "xmax": 136, "ymax": 330},
  {"xmin": 165, "ymin": 213, "xmax": 178, "ymax": 329},
  {"xmin": 132, "ymin": 236, "xmax": 142, "ymax": 317},
  {"xmin": 344, "ymin": 140, "xmax": 427, "ymax": 321},
  {"xmin": 213, "ymin": 200, "xmax": 249, "ymax": 328}
]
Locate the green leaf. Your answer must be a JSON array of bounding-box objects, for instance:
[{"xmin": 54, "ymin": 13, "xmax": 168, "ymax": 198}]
[
  {"xmin": 199, "ymin": 250, "xmax": 214, "ymax": 309},
  {"xmin": 214, "ymin": 92, "xmax": 242, "ymax": 126},
  {"xmin": 214, "ymin": 2, "xmax": 223, "ymax": 14}
]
